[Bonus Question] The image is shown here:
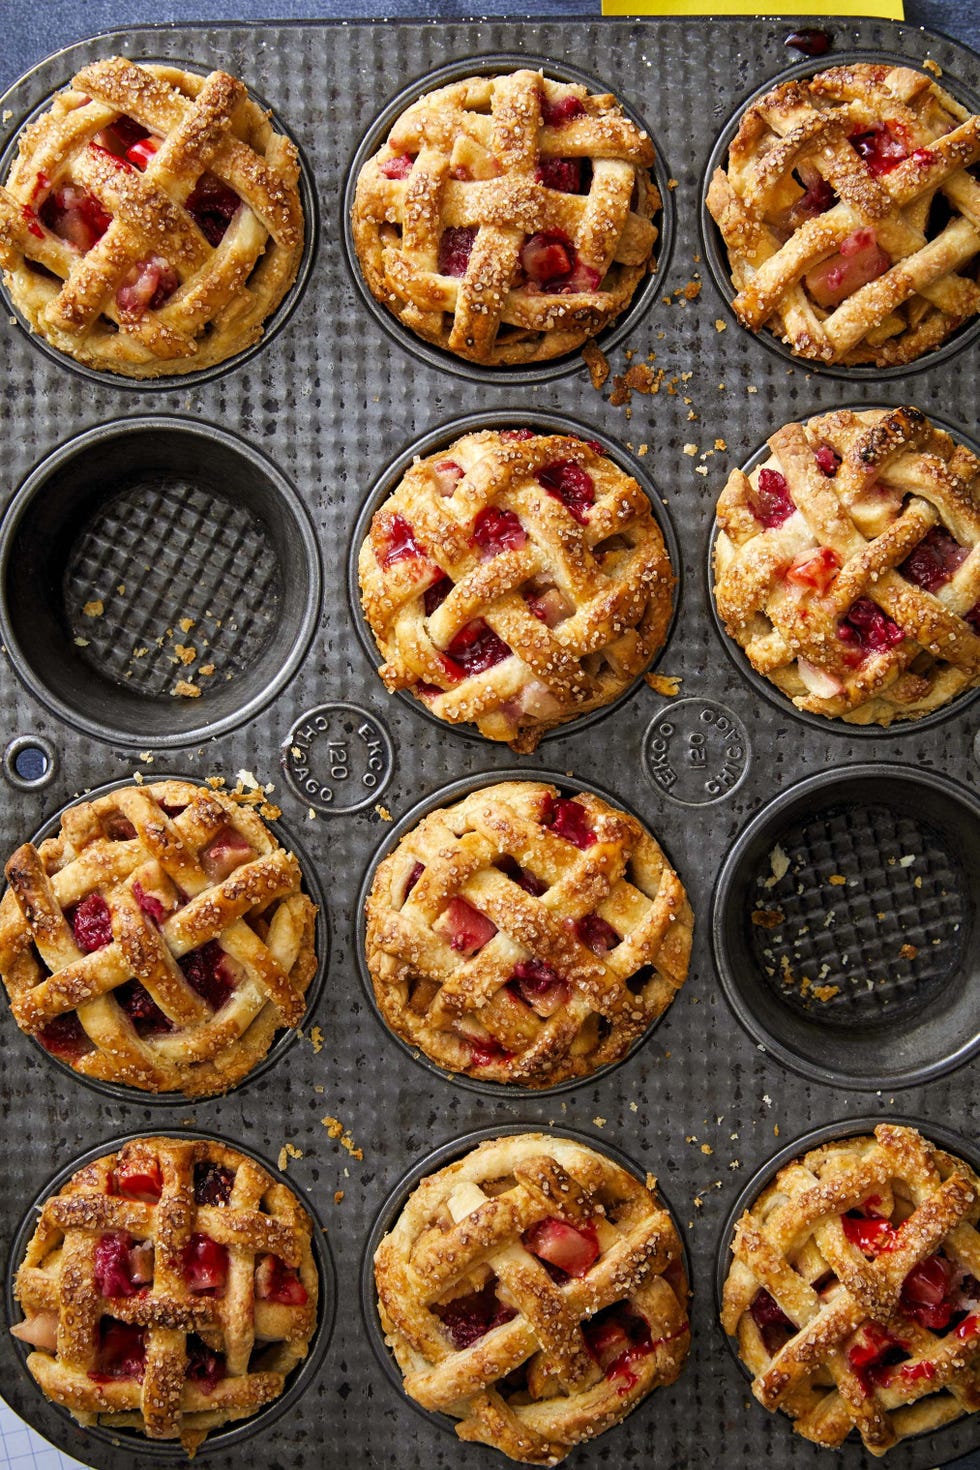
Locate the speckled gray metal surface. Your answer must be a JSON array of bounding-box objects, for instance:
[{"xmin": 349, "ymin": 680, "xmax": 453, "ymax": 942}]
[{"xmin": 0, "ymin": 17, "xmax": 977, "ymax": 1470}]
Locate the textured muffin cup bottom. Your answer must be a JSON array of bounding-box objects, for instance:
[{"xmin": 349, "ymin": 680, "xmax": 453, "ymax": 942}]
[
  {"xmin": 361, "ymin": 1121, "xmax": 690, "ymax": 1442},
  {"xmin": 699, "ymin": 50, "xmax": 980, "ymax": 381},
  {"xmin": 713, "ymin": 1114, "xmax": 980, "ymax": 1467},
  {"xmin": 706, "ymin": 403, "xmax": 980, "ymax": 736},
  {"xmin": 348, "ymin": 409, "xmax": 681, "ymax": 749},
  {"xmin": 342, "ymin": 52, "xmax": 675, "ymax": 385},
  {"xmin": 0, "ymin": 57, "xmax": 318, "ymax": 390},
  {"xmin": 2, "ymin": 1128, "xmax": 336, "ymax": 1463},
  {"xmin": 356, "ymin": 767, "xmax": 688, "ymax": 1097},
  {"xmin": 710, "ymin": 764, "xmax": 980, "ymax": 1091},
  {"xmin": 0, "ymin": 417, "xmax": 322, "ymax": 748},
  {"xmin": 8, "ymin": 772, "xmax": 330, "ymax": 1105}
]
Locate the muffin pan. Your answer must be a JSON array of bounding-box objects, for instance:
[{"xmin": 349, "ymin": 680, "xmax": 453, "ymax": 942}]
[{"xmin": 0, "ymin": 16, "xmax": 977, "ymax": 1470}]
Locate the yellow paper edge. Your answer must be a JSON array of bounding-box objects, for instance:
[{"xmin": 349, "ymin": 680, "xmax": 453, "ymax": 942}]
[{"xmin": 602, "ymin": 0, "xmax": 904, "ymax": 16}]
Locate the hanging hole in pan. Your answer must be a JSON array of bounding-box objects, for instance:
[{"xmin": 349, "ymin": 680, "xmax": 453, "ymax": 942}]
[{"xmin": 2, "ymin": 735, "xmax": 57, "ymax": 791}]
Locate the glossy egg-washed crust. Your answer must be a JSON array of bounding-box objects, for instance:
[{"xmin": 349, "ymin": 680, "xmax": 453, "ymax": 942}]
[
  {"xmin": 713, "ymin": 406, "xmax": 980, "ymax": 724},
  {"xmin": 364, "ymin": 780, "xmax": 693, "ymax": 1087},
  {"xmin": 358, "ymin": 429, "xmax": 675, "ymax": 751},
  {"xmin": 375, "ymin": 1132, "xmax": 689, "ymax": 1464},
  {"xmin": 0, "ymin": 57, "xmax": 304, "ymax": 377},
  {"xmin": 0, "ymin": 779, "xmax": 318, "ymax": 1096},
  {"xmin": 12, "ymin": 1135, "xmax": 318, "ymax": 1455},
  {"xmin": 707, "ymin": 64, "xmax": 980, "ymax": 366},
  {"xmin": 352, "ymin": 69, "xmax": 659, "ymax": 364},
  {"xmin": 722, "ymin": 1123, "xmax": 980, "ymax": 1456}
]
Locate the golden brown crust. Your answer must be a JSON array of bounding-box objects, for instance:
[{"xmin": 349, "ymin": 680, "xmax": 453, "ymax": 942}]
[
  {"xmin": 706, "ymin": 63, "xmax": 980, "ymax": 366},
  {"xmin": 12, "ymin": 1135, "xmax": 318, "ymax": 1455},
  {"xmin": 0, "ymin": 779, "xmax": 318, "ymax": 1096},
  {"xmin": 721, "ymin": 1123, "xmax": 980, "ymax": 1456},
  {"xmin": 0, "ymin": 57, "xmax": 304, "ymax": 378},
  {"xmin": 713, "ymin": 406, "xmax": 980, "ymax": 725},
  {"xmin": 364, "ymin": 780, "xmax": 693, "ymax": 1087},
  {"xmin": 358, "ymin": 429, "xmax": 675, "ymax": 749},
  {"xmin": 375, "ymin": 1132, "xmax": 690, "ymax": 1464},
  {"xmin": 351, "ymin": 69, "xmax": 659, "ymax": 365}
]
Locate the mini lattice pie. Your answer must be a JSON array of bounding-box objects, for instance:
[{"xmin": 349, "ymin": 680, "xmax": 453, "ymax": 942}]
[
  {"xmin": 364, "ymin": 780, "xmax": 692, "ymax": 1087},
  {"xmin": 11, "ymin": 1135, "xmax": 318, "ymax": 1455},
  {"xmin": 706, "ymin": 63, "xmax": 980, "ymax": 366},
  {"xmin": 0, "ymin": 57, "xmax": 304, "ymax": 378},
  {"xmin": 375, "ymin": 1132, "xmax": 689, "ymax": 1464},
  {"xmin": 713, "ymin": 406, "xmax": 980, "ymax": 724},
  {"xmin": 351, "ymin": 68, "xmax": 659, "ymax": 365},
  {"xmin": 721, "ymin": 1122, "xmax": 980, "ymax": 1456},
  {"xmin": 358, "ymin": 429, "xmax": 674, "ymax": 750},
  {"xmin": 0, "ymin": 779, "xmax": 317, "ymax": 1096}
]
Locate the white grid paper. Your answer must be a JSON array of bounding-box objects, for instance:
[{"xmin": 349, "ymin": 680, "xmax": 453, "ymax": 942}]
[{"xmin": 0, "ymin": 1399, "xmax": 86, "ymax": 1470}]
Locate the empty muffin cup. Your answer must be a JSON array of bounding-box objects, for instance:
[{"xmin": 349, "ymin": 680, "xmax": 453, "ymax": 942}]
[
  {"xmin": 0, "ymin": 417, "xmax": 321, "ymax": 747},
  {"xmin": 710, "ymin": 764, "xmax": 980, "ymax": 1090}
]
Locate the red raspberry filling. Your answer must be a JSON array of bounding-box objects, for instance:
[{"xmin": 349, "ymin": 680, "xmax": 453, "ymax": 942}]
[
  {"xmin": 403, "ymin": 861, "xmax": 425, "ymax": 899},
  {"xmin": 508, "ymin": 959, "xmax": 569, "ymax": 1015},
  {"xmin": 116, "ymin": 979, "xmax": 173, "ymax": 1037},
  {"xmin": 520, "ymin": 232, "xmax": 600, "ymax": 294},
  {"xmin": 255, "ymin": 1253, "xmax": 309, "ymax": 1305},
  {"xmin": 104, "ymin": 814, "xmax": 137, "ymax": 840},
  {"xmin": 38, "ymin": 1012, "xmax": 93, "ymax": 1062},
  {"xmin": 377, "ymin": 511, "xmax": 429, "ymax": 570},
  {"xmin": 70, "ymin": 893, "xmax": 113, "ymax": 952},
  {"xmin": 501, "ymin": 428, "xmax": 535, "ymax": 442},
  {"xmin": 814, "ymin": 444, "xmax": 841, "ymax": 477},
  {"xmin": 495, "ymin": 855, "xmax": 546, "ymax": 896},
  {"xmin": 850, "ymin": 121, "xmax": 909, "ymax": 177},
  {"xmin": 584, "ymin": 1306, "xmax": 654, "ymax": 1393},
  {"xmin": 89, "ymin": 1319, "xmax": 146, "ymax": 1383},
  {"xmin": 423, "ymin": 575, "xmax": 453, "ymax": 616},
  {"xmin": 94, "ymin": 1232, "xmax": 137, "ymax": 1298},
  {"xmin": 751, "ymin": 467, "xmax": 795, "ymax": 528},
  {"xmin": 523, "ymin": 1217, "xmax": 600, "ymax": 1279},
  {"xmin": 467, "ymin": 1036, "xmax": 512, "ymax": 1068},
  {"xmin": 900, "ymin": 1254, "xmax": 955, "ymax": 1330},
  {"xmin": 785, "ymin": 546, "xmax": 840, "ymax": 594},
  {"xmin": 179, "ymin": 941, "xmax": 235, "ymax": 1012},
  {"xmin": 842, "ymin": 1213, "xmax": 896, "ymax": 1255},
  {"xmin": 838, "ymin": 598, "xmax": 903, "ymax": 658},
  {"xmin": 847, "ymin": 1321, "xmax": 907, "ymax": 1396},
  {"xmin": 537, "ymin": 460, "xmax": 595, "ymax": 525},
  {"xmin": 436, "ymin": 896, "xmax": 497, "ymax": 955},
  {"xmin": 433, "ymin": 1278, "xmax": 517, "ymax": 1349},
  {"xmin": 443, "ymin": 620, "xmax": 512, "ymax": 677},
  {"xmin": 111, "ymin": 1157, "xmax": 162, "ymax": 1202},
  {"xmin": 472, "ymin": 506, "xmax": 527, "ymax": 557},
  {"xmin": 749, "ymin": 1288, "xmax": 795, "ymax": 1354},
  {"xmin": 186, "ymin": 1335, "xmax": 226, "ymax": 1393},
  {"xmin": 39, "ymin": 185, "xmax": 112, "ymax": 251},
  {"xmin": 182, "ymin": 1233, "xmax": 229, "ymax": 1294},
  {"xmin": 576, "ymin": 914, "xmax": 620, "ymax": 954},
  {"xmin": 21, "ymin": 205, "xmax": 44, "ymax": 240},
  {"xmin": 535, "ymin": 157, "xmax": 587, "ymax": 194},
  {"xmin": 194, "ymin": 1161, "xmax": 236, "ymax": 1207},
  {"xmin": 380, "ymin": 153, "xmax": 415, "ymax": 180},
  {"xmin": 541, "ymin": 94, "xmax": 586, "ymax": 128},
  {"xmin": 185, "ymin": 174, "xmax": 240, "ymax": 246},
  {"xmin": 132, "ymin": 881, "xmax": 167, "ymax": 923},
  {"xmin": 807, "ymin": 228, "xmax": 890, "ymax": 308},
  {"xmin": 784, "ymin": 28, "xmax": 831, "ymax": 55},
  {"xmin": 541, "ymin": 795, "xmax": 595, "ymax": 849},
  {"xmin": 438, "ymin": 225, "xmax": 478, "ymax": 276},
  {"xmin": 901, "ymin": 526, "xmax": 969, "ymax": 594}
]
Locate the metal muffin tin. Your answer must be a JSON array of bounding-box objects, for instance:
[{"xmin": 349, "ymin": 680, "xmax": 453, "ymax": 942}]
[{"xmin": 0, "ymin": 16, "xmax": 976, "ymax": 1470}]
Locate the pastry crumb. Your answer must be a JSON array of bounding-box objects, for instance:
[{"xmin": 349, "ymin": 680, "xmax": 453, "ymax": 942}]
[
  {"xmin": 827, "ymin": 873, "xmax": 847, "ymax": 886},
  {"xmin": 644, "ymin": 672, "xmax": 681, "ymax": 696},
  {"xmin": 277, "ymin": 1142, "xmax": 303, "ymax": 1171},
  {"xmin": 592, "ymin": 1116, "xmax": 606, "ymax": 1128},
  {"xmin": 582, "ymin": 339, "xmax": 610, "ymax": 390},
  {"xmin": 321, "ymin": 1116, "xmax": 363, "ymax": 1160},
  {"xmin": 74, "ymin": 636, "xmax": 90, "ymax": 647},
  {"xmin": 174, "ymin": 643, "xmax": 197, "ymax": 665},
  {"xmin": 683, "ymin": 443, "xmax": 698, "ymax": 457},
  {"xmin": 82, "ymin": 599, "xmax": 104, "ymax": 618},
  {"xmin": 714, "ymin": 318, "xmax": 727, "ymax": 332},
  {"xmin": 751, "ymin": 908, "xmax": 784, "ymax": 929},
  {"xmin": 763, "ymin": 844, "xmax": 790, "ymax": 887},
  {"xmin": 309, "ymin": 1025, "xmax": 324, "ymax": 1054},
  {"xmin": 199, "ymin": 663, "xmax": 216, "ymax": 677},
  {"xmin": 138, "ymin": 751, "xmax": 154, "ymax": 764},
  {"xmin": 922, "ymin": 57, "xmax": 943, "ymax": 75},
  {"xmin": 375, "ymin": 804, "xmax": 392, "ymax": 821},
  {"xmin": 173, "ymin": 679, "xmax": 201, "ymax": 698},
  {"xmin": 334, "ymin": 1190, "xmax": 345, "ymax": 1205},
  {"xmin": 645, "ymin": 1171, "xmax": 658, "ymax": 1192},
  {"xmin": 700, "ymin": 1143, "xmax": 713, "ymax": 1156},
  {"xmin": 178, "ymin": 617, "xmax": 195, "ymax": 633},
  {"xmin": 899, "ymin": 943, "xmax": 918, "ymax": 960}
]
